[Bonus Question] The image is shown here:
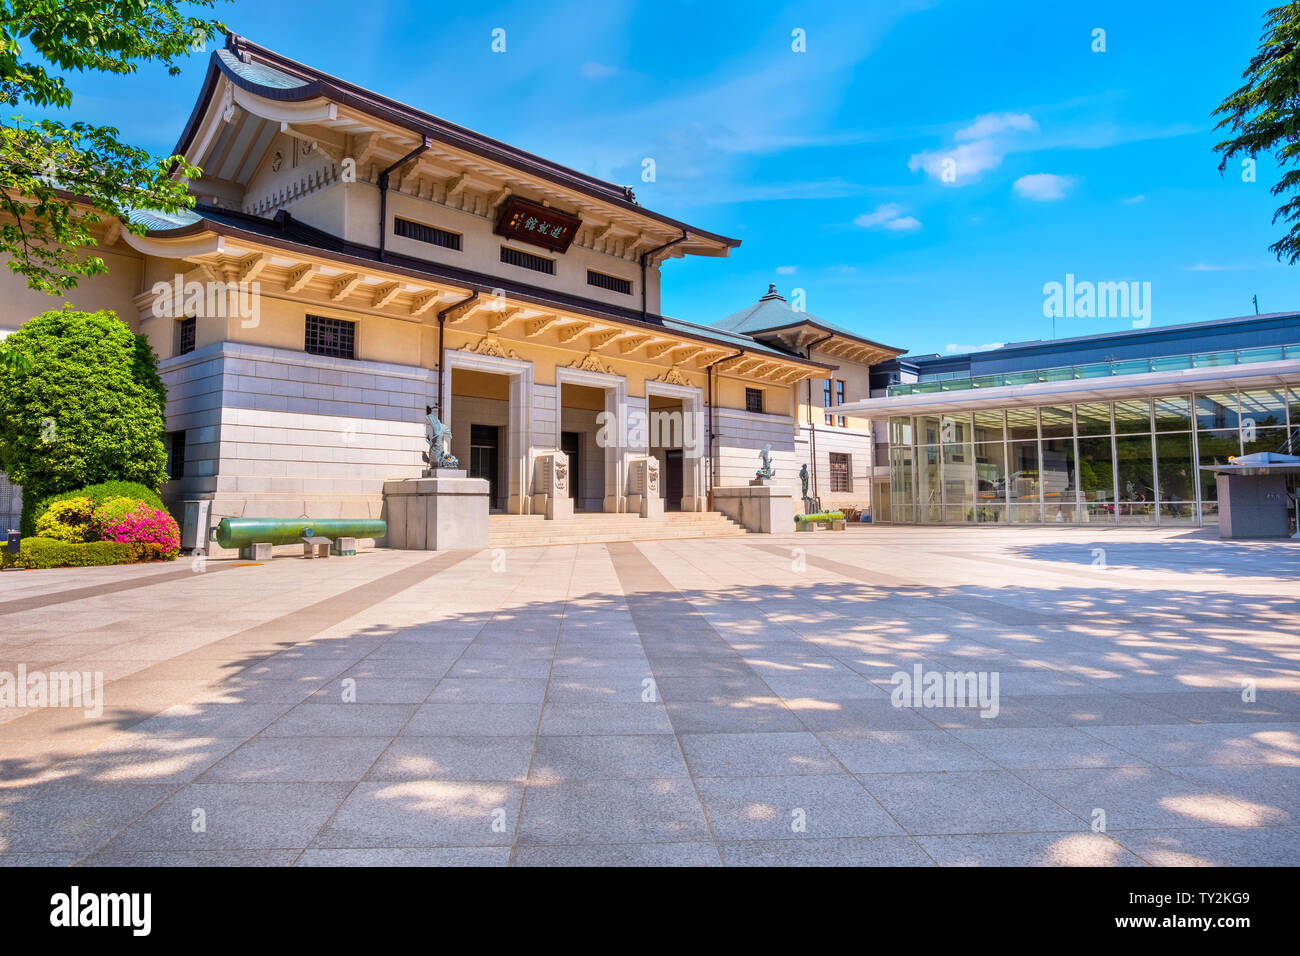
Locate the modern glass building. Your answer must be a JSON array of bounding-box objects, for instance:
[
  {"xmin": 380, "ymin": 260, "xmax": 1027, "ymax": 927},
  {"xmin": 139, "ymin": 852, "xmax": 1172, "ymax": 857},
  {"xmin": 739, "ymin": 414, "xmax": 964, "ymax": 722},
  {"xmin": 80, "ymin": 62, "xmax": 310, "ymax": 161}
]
[{"xmin": 846, "ymin": 312, "xmax": 1300, "ymax": 527}]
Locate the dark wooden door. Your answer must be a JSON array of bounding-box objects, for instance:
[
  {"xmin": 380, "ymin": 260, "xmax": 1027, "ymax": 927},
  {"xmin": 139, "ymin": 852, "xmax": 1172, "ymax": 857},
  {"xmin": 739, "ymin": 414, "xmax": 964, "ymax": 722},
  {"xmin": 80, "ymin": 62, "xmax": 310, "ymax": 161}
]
[
  {"xmin": 560, "ymin": 431, "xmax": 581, "ymax": 505},
  {"xmin": 469, "ymin": 424, "xmax": 500, "ymax": 509},
  {"xmin": 664, "ymin": 449, "xmax": 683, "ymax": 511}
]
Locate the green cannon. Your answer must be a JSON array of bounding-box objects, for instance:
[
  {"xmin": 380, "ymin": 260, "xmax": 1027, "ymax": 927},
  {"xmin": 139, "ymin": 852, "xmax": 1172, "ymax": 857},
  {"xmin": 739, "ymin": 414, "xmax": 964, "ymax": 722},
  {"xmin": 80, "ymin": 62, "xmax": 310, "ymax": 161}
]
[{"xmin": 209, "ymin": 518, "xmax": 386, "ymax": 558}]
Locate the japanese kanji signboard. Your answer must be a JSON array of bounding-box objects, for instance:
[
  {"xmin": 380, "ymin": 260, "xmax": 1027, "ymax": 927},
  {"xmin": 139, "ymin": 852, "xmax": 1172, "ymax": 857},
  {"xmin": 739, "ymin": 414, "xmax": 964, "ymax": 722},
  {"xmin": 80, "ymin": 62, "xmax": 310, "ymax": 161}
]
[{"xmin": 494, "ymin": 196, "xmax": 582, "ymax": 253}]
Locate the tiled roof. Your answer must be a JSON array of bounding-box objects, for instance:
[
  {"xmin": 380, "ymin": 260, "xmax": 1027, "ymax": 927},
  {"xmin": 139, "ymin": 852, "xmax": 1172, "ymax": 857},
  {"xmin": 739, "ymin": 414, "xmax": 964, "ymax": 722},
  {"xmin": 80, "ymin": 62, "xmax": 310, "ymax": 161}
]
[
  {"xmin": 711, "ymin": 284, "xmax": 902, "ymax": 355},
  {"xmin": 130, "ymin": 204, "xmax": 822, "ymax": 366}
]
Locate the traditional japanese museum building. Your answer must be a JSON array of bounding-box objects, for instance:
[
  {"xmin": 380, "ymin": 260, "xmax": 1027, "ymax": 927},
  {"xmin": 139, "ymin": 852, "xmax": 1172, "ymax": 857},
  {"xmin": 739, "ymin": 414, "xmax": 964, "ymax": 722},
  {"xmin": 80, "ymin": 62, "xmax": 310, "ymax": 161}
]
[
  {"xmin": 0, "ymin": 34, "xmax": 901, "ymax": 544},
  {"xmin": 0, "ymin": 33, "xmax": 1297, "ymax": 542}
]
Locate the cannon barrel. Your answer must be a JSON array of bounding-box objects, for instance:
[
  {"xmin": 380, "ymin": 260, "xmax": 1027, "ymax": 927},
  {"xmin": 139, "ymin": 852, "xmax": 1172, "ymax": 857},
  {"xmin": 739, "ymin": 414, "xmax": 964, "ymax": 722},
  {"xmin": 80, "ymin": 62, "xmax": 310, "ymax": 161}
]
[{"xmin": 209, "ymin": 518, "xmax": 386, "ymax": 549}]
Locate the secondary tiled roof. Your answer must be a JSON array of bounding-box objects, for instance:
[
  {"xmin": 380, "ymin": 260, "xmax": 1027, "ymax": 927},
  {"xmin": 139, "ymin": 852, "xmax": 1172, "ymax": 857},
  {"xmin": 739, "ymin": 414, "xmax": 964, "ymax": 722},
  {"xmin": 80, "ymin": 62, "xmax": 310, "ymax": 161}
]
[
  {"xmin": 711, "ymin": 284, "xmax": 903, "ymax": 356},
  {"xmin": 712, "ymin": 285, "xmax": 855, "ymax": 337}
]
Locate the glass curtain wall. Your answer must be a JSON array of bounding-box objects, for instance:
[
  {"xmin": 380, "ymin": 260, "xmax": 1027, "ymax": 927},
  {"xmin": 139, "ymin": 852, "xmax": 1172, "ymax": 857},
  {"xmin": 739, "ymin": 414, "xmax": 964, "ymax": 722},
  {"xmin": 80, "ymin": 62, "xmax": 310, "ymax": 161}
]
[{"xmin": 886, "ymin": 384, "xmax": 1298, "ymax": 526}]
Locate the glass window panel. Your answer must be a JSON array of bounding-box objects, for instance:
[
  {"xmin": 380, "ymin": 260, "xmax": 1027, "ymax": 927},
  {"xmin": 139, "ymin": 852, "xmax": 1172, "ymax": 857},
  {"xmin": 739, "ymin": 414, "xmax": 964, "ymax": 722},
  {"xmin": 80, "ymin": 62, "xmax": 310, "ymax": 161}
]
[
  {"xmin": 1113, "ymin": 399, "xmax": 1152, "ymax": 433},
  {"xmin": 1115, "ymin": 434, "xmax": 1155, "ymax": 505},
  {"xmin": 974, "ymin": 442, "xmax": 1007, "ymax": 506},
  {"xmin": 944, "ymin": 505, "xmax": 973, "ymax": 524},
  {"xmin": 1084, "ymin": 501, "xmax": 1116, "ymax": 524},
  {"xmin": 1048, "ymin": 505, "xmax": 1079, "ymax": 524},
  {"xmin": 916, "ymin": 444, "xmax": 941, "ymax": 523},
  {"xmin": 916, "ymin": 416, "xmax": 942, "ymax": 446},
  {"xmin": 1154, "ymin": 433, "xmax": 1196, "ymax": 523},
  {"xmin": 972, "ymin": 409, "xmax": 1005, "ymax": 442},
  {"xmin": 1078, "ymin": 436, "xmax": 1115, "ymax": 504},
  {"xmin": 1008, "ymin": 503, "xmax": 1042, "ymax": 523},
  {"xmin": 1041, "ymin": 438, "xmax": 1077, "ymax": 521},
  {"xmin": 1238, "ymin": 389, "xmax": 1288, "ymax": 430},
  {"xmin": 1196, "ymin": 430, "xmax": 1239, "ymax": 504},
  {"xmin": 942, "ymin": 444, "xmax": 974, "ymax": 512},
  {"xmin": 1150, "ymin": 355, "xmax": 1192, "ymax": 373},
  {"xmin": 1289, "ymin": 388, "xmax": 1300, "ymax": 429},
  {"xmin": 1242, "ymin": 427, "xmax": 1288, "ymax": 457},
  {"xmin": 1075, "ymin": 402, "xmax": 1112, "ymax": 436},
  {"xmin": 889, "ymin": 446, "xmax": 914, "ymax": 507},
  {"xmin": 1039, "ymin": 405, "xmax": 1074, "ymax": 438},
  {"xmin": 1196, "ymin": 393, "xmax": 1239, "ymax": 430},
  {"xmin": 1006, "ymin": 407, "xmax": 1038, "ymax": 440},
  {"xmin": 1152, "ymin": 396, "xmax": 1192, "ymax": 432},
  {"xmin": 941, "ymin": 413, "xmax": 971, "ymax": 444},
  {"xmin": 975, "ymin": 504, "xmax": 1005, "ymax": 523},
  {"xmin": 1118, "ymin": 500, "xmax": 1156, "ymax": 524},
  {"xmin": 889, "ymin": 417, "xmax": 913, "ymax": 446},
  {"xmin": 1008, "ymin": 440, "xmax": 1040, "ymax": 518}
]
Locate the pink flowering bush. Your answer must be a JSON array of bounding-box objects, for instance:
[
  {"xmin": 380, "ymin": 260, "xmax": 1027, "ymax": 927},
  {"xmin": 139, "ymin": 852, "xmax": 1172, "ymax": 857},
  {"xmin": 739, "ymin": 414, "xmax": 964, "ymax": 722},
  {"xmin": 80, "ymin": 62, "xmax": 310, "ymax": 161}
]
[{"xmin": 96, "ymin": 502, "xmax": 180, "ymax": 560}]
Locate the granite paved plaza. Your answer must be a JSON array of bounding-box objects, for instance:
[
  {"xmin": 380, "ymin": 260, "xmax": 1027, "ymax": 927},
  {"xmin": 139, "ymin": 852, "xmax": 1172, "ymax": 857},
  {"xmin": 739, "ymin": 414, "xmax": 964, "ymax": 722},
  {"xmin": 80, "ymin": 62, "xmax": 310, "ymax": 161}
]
[{"xmin": 1, "ymin": 525, "xmax": 1298, "ymax": 866}]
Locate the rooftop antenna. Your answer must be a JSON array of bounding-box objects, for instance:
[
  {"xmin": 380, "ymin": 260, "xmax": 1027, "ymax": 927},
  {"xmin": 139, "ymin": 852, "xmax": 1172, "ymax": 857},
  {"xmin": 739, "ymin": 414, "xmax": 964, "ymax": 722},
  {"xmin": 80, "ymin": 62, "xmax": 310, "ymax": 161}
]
[{"xmin": 1252, "ymin": 294, "xmax": 1259, "ymax": 315}]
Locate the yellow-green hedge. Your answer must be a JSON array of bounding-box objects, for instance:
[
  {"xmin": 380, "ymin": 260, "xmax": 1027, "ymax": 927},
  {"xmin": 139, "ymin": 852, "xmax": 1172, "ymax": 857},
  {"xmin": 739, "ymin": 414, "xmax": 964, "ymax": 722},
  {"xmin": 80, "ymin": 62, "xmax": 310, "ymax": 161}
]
[{"xmin": 0, "ymin": 537, "xmax": 175, "ymax": 570}]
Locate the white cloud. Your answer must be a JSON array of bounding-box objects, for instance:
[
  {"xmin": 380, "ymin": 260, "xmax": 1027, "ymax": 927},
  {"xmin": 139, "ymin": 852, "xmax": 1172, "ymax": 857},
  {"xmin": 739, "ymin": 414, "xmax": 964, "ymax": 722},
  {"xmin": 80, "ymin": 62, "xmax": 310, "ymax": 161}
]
[
  {"xmin": 909, "ymin": 112, "xmax": 1039, "ymax": 186},
  {"xmin": 945, "ymin": 342, "xmax": 1005, "ymax": 354},
  {"xmin": 1122, "ymin": 194, "xmax": 1146, "ymax": 204},
  {"xmin": 1013, "ymin": 173, "xmax": 1074, "ymax": 201},
  {"xmin": 580, "ymin": 61, "xmax": 618, "ymax": 80},
  {"xmin": 854, "ymin": 203, "xmax": 922, "ymax": 232},
  {"xmin": 953, "ymin": 112, "xmax": 1037, "ymax": 142},
  {"xmin": 775, "ymin": 265, "xmax": 797, "ymax": 275}
]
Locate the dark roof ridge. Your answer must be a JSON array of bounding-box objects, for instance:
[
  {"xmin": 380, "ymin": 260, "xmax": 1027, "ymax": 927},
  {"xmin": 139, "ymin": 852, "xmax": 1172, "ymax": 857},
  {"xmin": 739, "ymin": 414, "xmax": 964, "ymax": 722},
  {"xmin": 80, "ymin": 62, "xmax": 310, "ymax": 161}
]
[{"xmin": 175, "ymin": 34, "xmax": 739, "ymax": 249}]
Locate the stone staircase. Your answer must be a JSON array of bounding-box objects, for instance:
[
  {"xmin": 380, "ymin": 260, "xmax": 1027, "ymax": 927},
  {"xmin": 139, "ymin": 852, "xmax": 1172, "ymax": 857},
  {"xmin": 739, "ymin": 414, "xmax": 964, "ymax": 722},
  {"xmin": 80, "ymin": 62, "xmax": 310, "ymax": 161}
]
[{"xmin": 488, "ymin": 511, "xmax": 748, "ymax": 547}]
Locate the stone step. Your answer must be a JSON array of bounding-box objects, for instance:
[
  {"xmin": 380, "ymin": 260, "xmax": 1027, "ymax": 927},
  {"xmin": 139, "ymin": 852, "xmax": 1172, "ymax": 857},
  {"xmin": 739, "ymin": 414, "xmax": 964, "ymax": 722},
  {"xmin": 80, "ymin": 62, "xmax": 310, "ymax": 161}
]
[{"xmin": 487, "ymin": 511, "xmax": 747, "ymax": 546}]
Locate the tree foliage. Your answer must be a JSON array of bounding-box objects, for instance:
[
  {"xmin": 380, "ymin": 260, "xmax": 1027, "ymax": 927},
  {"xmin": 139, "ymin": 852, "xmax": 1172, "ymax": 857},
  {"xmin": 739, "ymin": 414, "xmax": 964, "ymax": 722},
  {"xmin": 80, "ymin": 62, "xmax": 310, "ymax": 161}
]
[
  {"xmin": 1213, "ymin": 2, "xmax": 1300, "ymax": 264},
  {"xmin": 0, "ymin": 1, "xmax": 227, "ymax": 292},
  {"xmin": 0, "ymin": 307, "xmax": 169, "ymax": 534}
]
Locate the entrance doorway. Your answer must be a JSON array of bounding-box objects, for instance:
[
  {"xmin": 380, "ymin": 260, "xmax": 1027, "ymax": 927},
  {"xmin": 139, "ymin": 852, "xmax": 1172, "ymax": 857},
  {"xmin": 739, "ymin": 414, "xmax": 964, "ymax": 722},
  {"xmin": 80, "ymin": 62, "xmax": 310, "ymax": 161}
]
[
  {"xmin": 561, "ymin": 431, "xmax": 582, "ymax": 507},
  {"xmin": 469, "ymin": 424, "xmax": 501, "ymax": 510},
  {"xmin": 664, "ymin": 449, "xmax": 684, "ymax": 511}
]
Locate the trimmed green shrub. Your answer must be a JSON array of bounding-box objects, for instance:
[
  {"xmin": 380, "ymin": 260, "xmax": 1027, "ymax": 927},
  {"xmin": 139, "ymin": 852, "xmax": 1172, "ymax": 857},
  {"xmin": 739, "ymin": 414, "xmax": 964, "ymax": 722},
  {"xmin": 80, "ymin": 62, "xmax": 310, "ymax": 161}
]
[
  {"xmin": 35, "ymin": 481, "xmax": 166, "ymax": 535},
  {"xmin": 33, "ymin": 496, "xmax": 93, "ymax": 542},
  {"xmin": 0, "ymin": 308, "xmax": 168, "ymax": 536},
  {"xmin": 1, "ymin": 536, "xmax": 141, "ymax": 570},
  {"xmin": 795, "ymin": 511, "xmax": 846, "ymax": 523}
]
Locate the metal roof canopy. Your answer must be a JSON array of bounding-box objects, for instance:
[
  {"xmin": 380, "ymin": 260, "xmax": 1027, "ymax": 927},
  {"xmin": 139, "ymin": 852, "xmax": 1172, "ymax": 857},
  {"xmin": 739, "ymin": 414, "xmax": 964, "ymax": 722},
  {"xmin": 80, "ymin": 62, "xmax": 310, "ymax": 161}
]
[{"xmin": 835, "ymin": 359, "xmax": 1300, "ymax": 417}]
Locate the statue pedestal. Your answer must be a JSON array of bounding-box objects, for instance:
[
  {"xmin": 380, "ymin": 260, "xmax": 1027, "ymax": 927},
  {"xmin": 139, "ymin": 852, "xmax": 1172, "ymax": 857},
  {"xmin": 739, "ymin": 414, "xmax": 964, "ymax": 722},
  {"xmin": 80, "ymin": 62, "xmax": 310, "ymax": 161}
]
[
  {"xmin": 628, "ymin": 456, "xmax": 663, "ymax": 518},
  {"xmin": 382, "ymin": 472, "xmax": 489, "ymax": 550},
  {"xmin": 713, "ymin": 483, "xmax": 793, "ymax": 534},
  {"xmin": 530, "ymin": 451, "xmax": 573, "ymax": 520}
]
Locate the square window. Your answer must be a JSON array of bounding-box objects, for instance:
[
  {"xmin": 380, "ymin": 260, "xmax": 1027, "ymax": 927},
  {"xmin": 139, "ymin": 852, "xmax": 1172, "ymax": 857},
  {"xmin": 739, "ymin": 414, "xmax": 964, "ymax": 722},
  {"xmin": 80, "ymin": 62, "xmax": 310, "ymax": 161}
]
[
  {"xmin": 167, "ymin": 431, "xmax": 187, "ymax": 481},
  {"xmin": 829, "ymin": 452, "xmax": 850, "ymax": 492},
  {"xmin": 176, "ymin": 316, "xmax": 196, "ymax": 356},
  {"xmin": 305, "ymin": 315, "xmax": 356, "ymax": 359},
  {"xmin": 745, "ymin": 388, "xmax": 763, "ymax": 414}
]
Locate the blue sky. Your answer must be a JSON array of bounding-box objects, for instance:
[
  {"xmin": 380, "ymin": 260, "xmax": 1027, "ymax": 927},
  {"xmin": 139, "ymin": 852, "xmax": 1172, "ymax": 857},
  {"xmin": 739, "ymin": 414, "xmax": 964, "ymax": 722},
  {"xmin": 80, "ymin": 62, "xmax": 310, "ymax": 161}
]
[{"xmin": 57, "ymin": 0, "xmax": 1296, "ymax": 356}]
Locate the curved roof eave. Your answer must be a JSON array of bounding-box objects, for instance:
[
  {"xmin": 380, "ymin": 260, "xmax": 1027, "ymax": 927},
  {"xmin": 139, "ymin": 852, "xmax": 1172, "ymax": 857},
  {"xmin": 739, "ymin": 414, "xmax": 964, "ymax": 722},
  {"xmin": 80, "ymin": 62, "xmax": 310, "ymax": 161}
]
[
  {"xmin": 133, "ymin": 212, "xmax": 826, "ymax": 371},
  {"xmin": 174, "ymin": 35, "xmax": 741, "ymax": 252}
]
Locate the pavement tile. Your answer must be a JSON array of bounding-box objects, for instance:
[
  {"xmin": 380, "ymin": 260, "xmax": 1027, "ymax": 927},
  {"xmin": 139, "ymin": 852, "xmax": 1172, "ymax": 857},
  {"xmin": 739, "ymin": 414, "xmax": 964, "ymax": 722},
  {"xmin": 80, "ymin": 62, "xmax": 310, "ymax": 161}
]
[
  {"xmin": 695, "ymin": 773, "xmax": 904, "ymax": 841},
  {"xmin": 679, "ymin": 732, "xmax": 842, "ymax": 777},
  {"xmin": 368, "ymin": 736, "xmax": 535, "ymax": 782},
  {"xmin": 313, "ymin": 780, "xmax": 523, "ymax": 848}
]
